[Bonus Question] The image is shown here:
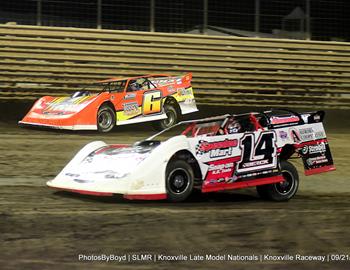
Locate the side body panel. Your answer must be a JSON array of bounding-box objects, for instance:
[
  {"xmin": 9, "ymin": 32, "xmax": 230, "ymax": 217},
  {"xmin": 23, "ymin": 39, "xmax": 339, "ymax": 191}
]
[
  {"xmin": 186, "ymin": 130, "xmax": 282, "ymax": 193},
  {"xmin": 185, "ymin": 122, "xmax": 335, "ymax": 193},
  {"xmin": 115, "ymin": 73, "xmax": 197, "ymax": 125}
]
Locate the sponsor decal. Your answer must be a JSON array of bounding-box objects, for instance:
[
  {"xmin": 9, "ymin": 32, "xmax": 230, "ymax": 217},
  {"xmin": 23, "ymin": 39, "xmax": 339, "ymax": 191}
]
[
  {"xmin": 167, "ymin": 85, "xmax": 175, "ymax": 93},
  {"xmin": 209, "ymin": 162, "xmax": 234, "ymax": 175},
  {"xmin": 150, "ymin": 78, "xmax": 175, "ymax": 87},
  {"xmin": 241, "ymin": 159, "xmax": 269, "ymax": 168},
  {"xmin": 314, "ymin": 114, "xmax": 321, "ymax": 121},
  {"xmin": 177, "ymin": 87, "xmax": 192, "ymax": 96},
  {"xmin": 123, "ymin": 102, "xmax": 139, "ymax": 116},
  {"xmin": 65, "ymin": 173, "xmax": 80, "ymax": 177},
  {"xmin": 300, "ymin": 141, "xmax": 334, "ymax": 171},
  {"xmin": 315, "ymin": 130, "xmax": 326, "ymax": 139},
  {"xmin": 196, "ymin": 139, "xmax": 238, "ymax": 158},
  {"xmin": 73, "ymin": 179, "xmax": 94, "ymax": 183},
  {"xmin": 301, "ymin": 146, "xmax": 308, "ymax": 155},
  {"xmin": 289, "ymin": 128, "xmax": 301, "ymax": 143},
  {"xmin": 184, "ymin": 98, "xmax": 195, "ymax": 104},
  {"xmin": 302, "ymin": 143, "xmax": 326, "ymax": 155},
  {"xmin": 237, "ymin": 169, "xmax": 277, "ymax": 180},
  {"xmin": 205, "ymin": 157, "xmax": 239, "ymax": 184},
  {"xmin": 278, "ymin": 130, "xmax": 288, "ymax": 140},
  {"xmin": 124, "ymin": 93, "xmax": 136, "ymax": 100},
  {"xmin": 299, "ymin": 127, "xmax": 314, "ymax": 141},
  {"xmin": 306, "ymin": 156, "xmax": 329, "ymax": 166}
]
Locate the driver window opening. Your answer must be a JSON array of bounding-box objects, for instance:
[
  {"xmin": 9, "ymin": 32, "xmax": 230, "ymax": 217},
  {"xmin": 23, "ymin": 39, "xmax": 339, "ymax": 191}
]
[
  {"xmin": 103, "ymin": 80, "xmax": 127, "ymax": 93},
  {"xmin": 127, "ymin": 78, "xmax": 151, "ymax": 92}
]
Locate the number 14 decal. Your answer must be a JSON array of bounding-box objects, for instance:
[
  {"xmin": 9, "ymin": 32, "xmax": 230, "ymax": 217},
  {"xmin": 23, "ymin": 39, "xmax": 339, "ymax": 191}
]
[{"xmin": 236, "ymin": 131, "xmax": 277, "ymax": 174}]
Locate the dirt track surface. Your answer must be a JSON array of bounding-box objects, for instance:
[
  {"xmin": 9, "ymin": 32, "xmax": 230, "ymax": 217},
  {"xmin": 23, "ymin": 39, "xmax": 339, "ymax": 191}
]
[{"xmin": 1, "ymin": 120, "xmax": 350, "ymax": 269}]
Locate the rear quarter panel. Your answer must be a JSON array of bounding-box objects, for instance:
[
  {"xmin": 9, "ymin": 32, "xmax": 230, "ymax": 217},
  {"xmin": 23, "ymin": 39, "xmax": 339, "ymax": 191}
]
[{"xmin": 273, "ymin": 122, "xmax": 335, "ymax": 175}]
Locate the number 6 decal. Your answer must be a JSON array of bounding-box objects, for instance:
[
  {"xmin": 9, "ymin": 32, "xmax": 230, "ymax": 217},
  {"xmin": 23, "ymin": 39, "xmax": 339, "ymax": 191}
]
[
  {"xmin": 236, "ymin": 131, "xmax": 277, "ymax": 174},
  {"xmin": 142, "ymin": 90, "xmax": 162, "ymax": 115}
]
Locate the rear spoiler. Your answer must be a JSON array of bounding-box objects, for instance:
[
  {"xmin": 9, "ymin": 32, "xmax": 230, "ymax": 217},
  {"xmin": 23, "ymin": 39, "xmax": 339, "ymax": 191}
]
[
  {"xmin": 181, "ymin": 73, "xmax": 192, "ymax": 84},
  {"xmin": 300, "ymin": 111, "xmax": 325, "ymax": 124},
  {"xmin": 261, "ymin": 109, "xmax": 325, "ymax": 128}
]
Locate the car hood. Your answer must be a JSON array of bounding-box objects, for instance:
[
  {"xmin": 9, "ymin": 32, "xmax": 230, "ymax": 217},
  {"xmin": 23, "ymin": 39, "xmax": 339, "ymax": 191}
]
[
  {"xmin": 64, "ymin": 142, "xmax": 160, "ymax": 181},
  {"xmin": 27, "ymin": 95, "xmax": 99, "ymax": 119}
]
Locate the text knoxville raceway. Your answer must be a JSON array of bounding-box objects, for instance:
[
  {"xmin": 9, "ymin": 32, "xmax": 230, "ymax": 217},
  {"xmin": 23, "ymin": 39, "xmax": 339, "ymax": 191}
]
[
  {"xmin": 19, "ymin": 73, "xmax": 197, "ymax": 132},
  {"xmin": 47, "ymin": 109, "xmax": 336, "ymax": 202}
]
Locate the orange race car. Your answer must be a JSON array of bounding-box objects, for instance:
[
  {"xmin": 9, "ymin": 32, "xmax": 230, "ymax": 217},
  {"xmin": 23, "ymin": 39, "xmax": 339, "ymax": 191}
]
[{"xmin": 19, "ymin": 73, "xmax": 198, "ymax": 132}]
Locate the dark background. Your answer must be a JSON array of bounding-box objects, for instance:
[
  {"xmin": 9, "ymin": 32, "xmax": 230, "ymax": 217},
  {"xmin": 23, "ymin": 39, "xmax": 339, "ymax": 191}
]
[{"xmin": 1, "ymin": 0, "xmax": 349, "ymax": 41}]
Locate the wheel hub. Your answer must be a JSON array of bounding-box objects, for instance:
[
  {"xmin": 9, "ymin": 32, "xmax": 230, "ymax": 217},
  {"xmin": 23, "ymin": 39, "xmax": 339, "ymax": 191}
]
[
  {"xmin": 98, "ymin": 111, "xmax": 112, "ymax": 129},
  {"xmin": 173, "ymin": 175, "xmax": 185, "ymax": 188},
  {"xmin": 168, "ymin": 168, "xmax": 189, "ymax": 194},
  {"xmin": 275, "ymin": 170, "xmax": 294, "ymax": 194},
  {"xmin": 163, "ymin": 110, "xmax": 175, "ymax": 126}
]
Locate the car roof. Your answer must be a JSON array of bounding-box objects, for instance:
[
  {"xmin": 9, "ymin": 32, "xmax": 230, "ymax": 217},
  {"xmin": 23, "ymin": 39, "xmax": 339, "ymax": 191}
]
[{"xmin": 96, "ymin": 74, "xmax": 171, "ymax": 84}]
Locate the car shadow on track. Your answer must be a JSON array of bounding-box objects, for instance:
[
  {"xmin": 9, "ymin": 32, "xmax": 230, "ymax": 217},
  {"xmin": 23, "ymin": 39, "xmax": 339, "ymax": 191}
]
[
  {"xmin": 18, "ymin": 121, "xmax": 156, "ymax": 134},
  {"xmin": 52, "ymin": 189, "xmax": 262, "ymax": 206}
]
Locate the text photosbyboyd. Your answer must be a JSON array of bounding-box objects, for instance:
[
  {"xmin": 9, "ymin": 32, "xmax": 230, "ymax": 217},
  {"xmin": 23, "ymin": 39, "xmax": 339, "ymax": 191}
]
[{"xmin": 77, "ymin": 253, "xmax": 350, "ymax": 263}]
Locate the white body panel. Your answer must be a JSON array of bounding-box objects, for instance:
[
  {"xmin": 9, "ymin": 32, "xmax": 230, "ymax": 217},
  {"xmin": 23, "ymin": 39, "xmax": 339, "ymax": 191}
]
[
  {"xmin": 178, "ymin": 99, "xmax": 198, "ymax": 115},
  {"xmin": 47, "ymin": 136, "xmax": 191, "ymax": 196},
  {"xmin": 48, "ymin": 113, "xmax": 333, "ymax": 198}
]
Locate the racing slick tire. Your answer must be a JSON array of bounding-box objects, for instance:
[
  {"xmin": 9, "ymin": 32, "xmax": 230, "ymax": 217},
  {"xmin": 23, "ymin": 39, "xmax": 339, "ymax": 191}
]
[
  {"xmin": 97, "ymin": 105, "xmax": 115, "ymax": 133},
  {"xmin": 166, "ymin": 160, "xmax": 194, "ymax": 202},
  {"xmin": 152, "ymin": 104, "xmax": 179, "ymax": 131},
  {"xmin": 256, "ymin": 160, "xmax": 299, "ymax": 202}
]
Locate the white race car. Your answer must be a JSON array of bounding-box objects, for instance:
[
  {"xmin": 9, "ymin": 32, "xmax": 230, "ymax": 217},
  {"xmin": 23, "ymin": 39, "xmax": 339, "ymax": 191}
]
[{"xmin": 47, "ymin": 110, "xmax": 335, "ymax": 202}]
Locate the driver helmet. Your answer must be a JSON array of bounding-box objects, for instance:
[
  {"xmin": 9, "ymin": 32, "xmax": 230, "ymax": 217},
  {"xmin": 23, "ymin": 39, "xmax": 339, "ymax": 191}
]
[
  {"xmin": 227, "ymin": 121, "xmax": 241, "ymax": 134},
  {"xmin": 129, "ymin": 81, "xmax": 140, "ymax": 91}
]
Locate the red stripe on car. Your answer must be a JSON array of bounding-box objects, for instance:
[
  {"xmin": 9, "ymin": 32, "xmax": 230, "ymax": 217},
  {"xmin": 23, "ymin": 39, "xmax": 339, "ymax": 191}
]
[{"xmin": 305, "ymin": 165, "xmax": 336, "ymax": 176}]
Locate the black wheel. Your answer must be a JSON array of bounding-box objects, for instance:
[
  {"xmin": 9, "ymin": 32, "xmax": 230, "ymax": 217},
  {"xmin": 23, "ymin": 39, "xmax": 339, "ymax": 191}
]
[
  {"xmin": 97, "ymin": 105, "xmax": 115, "ymax": 132},
  {"xmin": 166, "ymin": 160, "xmax": 194, "ymax": 202},
  {"xmin": 152, "ymin": 104, "xmax": 179, "ymax": 131},
  {"xmin": 256, "ymin": 160, "xmax": 299, "ymax": 202}
]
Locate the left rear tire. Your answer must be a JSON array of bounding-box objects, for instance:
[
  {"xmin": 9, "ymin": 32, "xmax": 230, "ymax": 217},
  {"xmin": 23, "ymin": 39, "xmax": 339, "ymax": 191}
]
[{"xmin": 152, "ymin": 104, "xmax": 179, "ymax": 131}]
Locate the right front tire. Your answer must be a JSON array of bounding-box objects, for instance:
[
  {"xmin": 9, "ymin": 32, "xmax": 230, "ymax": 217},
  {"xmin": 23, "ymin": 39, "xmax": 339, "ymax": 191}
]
[
  {"xmin": 256, "ymin": 160, "xmax": 299, "ymax": 202},
  {"xmin": 166, "ymin": 160, "xmax": 194, "ymax": 202}
]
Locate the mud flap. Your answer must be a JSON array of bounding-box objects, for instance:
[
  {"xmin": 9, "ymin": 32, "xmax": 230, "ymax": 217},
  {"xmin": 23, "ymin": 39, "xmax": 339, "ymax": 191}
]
[{"xmin": 300, "ymin": 140, "xmax": 336, "ymax": 175}]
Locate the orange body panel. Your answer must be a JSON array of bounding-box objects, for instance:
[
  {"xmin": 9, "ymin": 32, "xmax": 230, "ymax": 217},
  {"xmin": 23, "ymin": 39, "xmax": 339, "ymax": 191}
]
[{"xmin": 19, "ymin": 73, "xmax": 196, "ymax": 130}]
